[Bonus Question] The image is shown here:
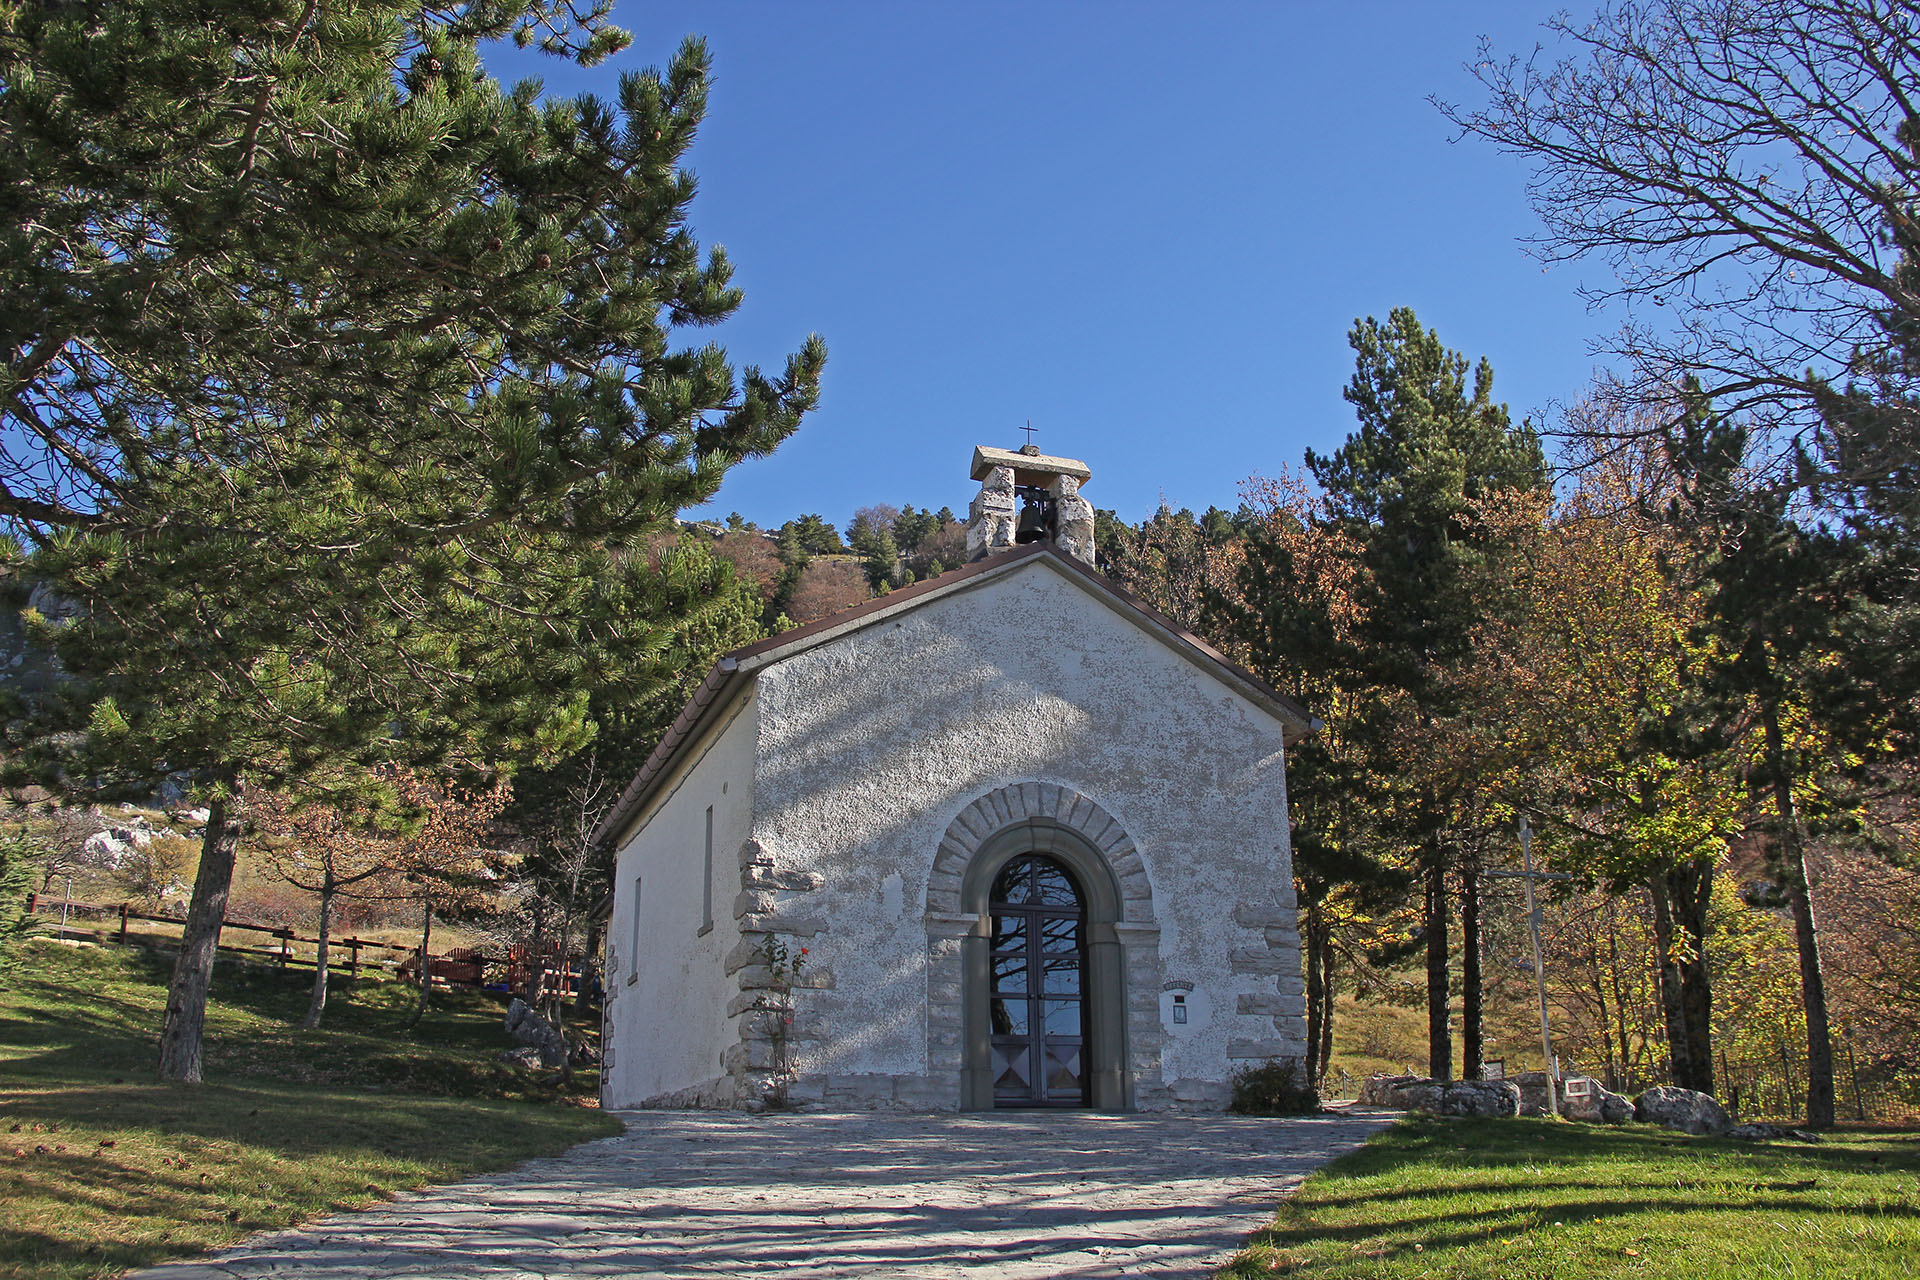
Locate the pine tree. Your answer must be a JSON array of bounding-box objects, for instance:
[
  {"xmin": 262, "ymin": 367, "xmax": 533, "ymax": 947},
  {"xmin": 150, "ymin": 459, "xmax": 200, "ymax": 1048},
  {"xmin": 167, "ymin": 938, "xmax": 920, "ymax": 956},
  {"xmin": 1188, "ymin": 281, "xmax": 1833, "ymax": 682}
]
[
  {"xmin": 848, "ymin": 507, "xmax": 904, "ymax": 591},
  {"xmin": 1661, "ymin": 392, "xmax": 1900, "ymax": 1127},
  {"xmin": 0, "ymin": 3, "xmax": 824, "ymax": 1082},
  {"xmin": 778, "ymin": 515, "xmax": 849, "ymax": 557},
  {"xmin": 0, "ymin": 825, "xmax": 41, "ymax": 971},
  {"xmin": 503, "ymin": 532, "xmax": 769, "ymax": 1011},
  {"xmin": 1306, "ymin": 308, "xmax": 1547, "ymax": 1081}
]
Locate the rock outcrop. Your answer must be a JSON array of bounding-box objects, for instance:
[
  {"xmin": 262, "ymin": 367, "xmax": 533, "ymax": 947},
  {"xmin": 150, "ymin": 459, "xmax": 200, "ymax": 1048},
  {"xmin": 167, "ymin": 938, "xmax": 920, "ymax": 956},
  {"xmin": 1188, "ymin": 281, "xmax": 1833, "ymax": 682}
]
[
  {"xmin": 1437, "ymin": 1079, "xmax": 1522, "ymax": 1118},
  {"xmin": 1633, "ymin": 1084, "xmax": 1732, "ymax": 1135},
  {"xmin": 1358, "ymin": 1074, "xmax": 1520, "ymax": 1118},
  {"xmin": 80, "ymin": 814, "xmax": 158, "ymax": 868},
  {"xmin": 1562, "ymin": 1082, "xmax": 1634, "ymax": 1125},
  {"xmin": 504, "ymin": 997, "xmax": 570, "ymax": 1069},
  {"xmin": 1510, "ymin": 1071, "xmax": 1554, "ymax": 1117}
]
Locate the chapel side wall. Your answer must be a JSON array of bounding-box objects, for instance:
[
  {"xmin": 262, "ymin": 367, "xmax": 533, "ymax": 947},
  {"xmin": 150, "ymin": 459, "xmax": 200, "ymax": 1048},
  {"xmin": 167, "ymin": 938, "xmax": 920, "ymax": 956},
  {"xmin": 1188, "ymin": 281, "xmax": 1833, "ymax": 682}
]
[
  {"xmin": 747, "ymin": 560, "xmax": 1304, "ymax": 1111},
  {"xmin": 601, "ymin": 690, "xmax": 756, "ymax": 1109}
]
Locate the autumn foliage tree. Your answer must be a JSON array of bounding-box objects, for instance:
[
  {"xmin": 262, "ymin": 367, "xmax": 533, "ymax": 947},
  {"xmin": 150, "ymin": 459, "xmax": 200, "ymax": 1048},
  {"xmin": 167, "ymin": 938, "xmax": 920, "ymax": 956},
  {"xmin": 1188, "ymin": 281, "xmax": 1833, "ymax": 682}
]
[
  {"xmin": 385, "ymin": 775, "xmax": 513, "ymax": 1031},
  {"xmin": 1474, "ymin": 425, "xmax": 1743, "ymax": 1094},
  {"xmin": 253, "ymin": 776, "xmax": 412, "ymax": 1030}
]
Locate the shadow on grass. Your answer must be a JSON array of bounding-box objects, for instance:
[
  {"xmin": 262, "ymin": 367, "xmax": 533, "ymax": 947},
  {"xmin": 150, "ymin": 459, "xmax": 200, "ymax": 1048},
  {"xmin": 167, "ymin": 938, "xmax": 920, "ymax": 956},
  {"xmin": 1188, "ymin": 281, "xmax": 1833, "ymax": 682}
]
[
  {"xmin": 4, "ymin": 942, "xmax": 598, "ymax": 1103},
  {"xmin": 1, "ymin": 941, "xmax": 619, "ymax": 1280},
  {"xmin": 1320, "ymin": 1113, "xmax": 1920, "ymax": 1178},
  {"xmin": 1228, "ymin": 1116, "xmax": 1920, "ymax": 1279},
  {"xmin": 2, "ymin": 1076, "xmax": 606, "ymax": 1159},
  {"xmin": 0, "ymin": 1077, "xmax": 621, "ymax": 1280}
]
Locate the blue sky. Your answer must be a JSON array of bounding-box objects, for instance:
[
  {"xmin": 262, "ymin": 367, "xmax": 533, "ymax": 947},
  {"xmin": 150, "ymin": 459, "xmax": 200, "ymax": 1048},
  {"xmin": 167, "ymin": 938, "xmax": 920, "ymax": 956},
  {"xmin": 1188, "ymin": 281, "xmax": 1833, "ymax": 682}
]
[{"xmin": 491, "ymin": 3, "xmax": 1613, "ymax": 529}]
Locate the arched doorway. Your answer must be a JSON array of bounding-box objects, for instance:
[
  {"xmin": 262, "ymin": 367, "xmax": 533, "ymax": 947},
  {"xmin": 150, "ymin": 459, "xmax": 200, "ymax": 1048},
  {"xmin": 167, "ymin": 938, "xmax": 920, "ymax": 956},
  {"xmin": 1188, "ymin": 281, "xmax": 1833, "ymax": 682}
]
[
  {"xmin": 988, "ymin": 854, "xmax": 1088, "ymax": 1107},
  {"xmin": 955, "ymin": 818, "xmax": 1133, "ymax": 1110}
]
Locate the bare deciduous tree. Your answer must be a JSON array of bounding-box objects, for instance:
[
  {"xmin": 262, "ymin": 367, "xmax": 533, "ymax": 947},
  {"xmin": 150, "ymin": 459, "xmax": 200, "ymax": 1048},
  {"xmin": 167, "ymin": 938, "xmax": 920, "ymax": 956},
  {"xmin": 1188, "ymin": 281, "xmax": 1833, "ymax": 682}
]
[
  {"xmin": 1441, "ymin": 1, "xmax": 1920, "ymax": 458},
  {"xmin": 509, "ymin": 752, "xmax": 618, "ymax": 1024},
  {"xmin": 252, "ymin": 785, "xmax": 398, "ymax": 1030}
]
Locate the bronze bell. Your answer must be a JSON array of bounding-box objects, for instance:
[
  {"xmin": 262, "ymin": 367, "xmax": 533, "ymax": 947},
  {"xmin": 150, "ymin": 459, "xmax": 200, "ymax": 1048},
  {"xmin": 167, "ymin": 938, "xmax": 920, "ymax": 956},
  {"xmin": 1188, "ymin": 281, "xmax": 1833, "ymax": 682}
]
[{"xmin": 1014, "ymin": 497, "xmax": 1053, "ymax": 544}]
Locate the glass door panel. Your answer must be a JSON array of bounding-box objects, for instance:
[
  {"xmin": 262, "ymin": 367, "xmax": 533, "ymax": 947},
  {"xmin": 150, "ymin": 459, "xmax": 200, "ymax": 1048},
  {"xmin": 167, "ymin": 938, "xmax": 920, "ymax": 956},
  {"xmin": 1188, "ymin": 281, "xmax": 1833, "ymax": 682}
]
[{"xmin": 988, "ymin": 854, "xmax": 1089, "ymax": 1108}]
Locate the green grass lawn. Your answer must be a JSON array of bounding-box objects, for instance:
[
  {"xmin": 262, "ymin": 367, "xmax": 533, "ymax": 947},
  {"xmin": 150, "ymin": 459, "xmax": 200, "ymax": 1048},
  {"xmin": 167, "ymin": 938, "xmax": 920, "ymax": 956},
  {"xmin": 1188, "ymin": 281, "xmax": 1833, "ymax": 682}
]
[
  {"xmin": 0, "ymin": 938, "xmax": 621, "ymax": 1280},
  {"xmin": 1220, "ymin": 1114, "xmax": 1920, "ymax": 1279}
]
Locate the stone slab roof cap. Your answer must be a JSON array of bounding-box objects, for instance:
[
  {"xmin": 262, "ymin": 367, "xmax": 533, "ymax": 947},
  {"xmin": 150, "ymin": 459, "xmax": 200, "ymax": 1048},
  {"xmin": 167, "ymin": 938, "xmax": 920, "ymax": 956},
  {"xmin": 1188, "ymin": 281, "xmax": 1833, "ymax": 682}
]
[{"xmin": 971, "ymin": 445, "xmax": 1091, "ymax": 486}]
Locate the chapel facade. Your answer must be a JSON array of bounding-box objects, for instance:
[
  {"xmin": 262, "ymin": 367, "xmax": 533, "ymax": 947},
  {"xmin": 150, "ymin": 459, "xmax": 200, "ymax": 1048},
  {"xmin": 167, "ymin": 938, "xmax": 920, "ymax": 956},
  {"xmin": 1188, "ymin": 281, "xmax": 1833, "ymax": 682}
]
[{"xmin": 596, "ymin": 446, "xmax": 1312, "ymax": 1111}]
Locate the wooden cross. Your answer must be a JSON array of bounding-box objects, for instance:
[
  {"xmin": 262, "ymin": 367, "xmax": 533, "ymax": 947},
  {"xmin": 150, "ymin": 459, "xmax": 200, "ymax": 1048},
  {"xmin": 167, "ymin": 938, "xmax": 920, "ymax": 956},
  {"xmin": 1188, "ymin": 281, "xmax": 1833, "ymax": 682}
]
[{"xmin": 1485, "ymin": 816, "xmax": 1575, "ymax": 1116}]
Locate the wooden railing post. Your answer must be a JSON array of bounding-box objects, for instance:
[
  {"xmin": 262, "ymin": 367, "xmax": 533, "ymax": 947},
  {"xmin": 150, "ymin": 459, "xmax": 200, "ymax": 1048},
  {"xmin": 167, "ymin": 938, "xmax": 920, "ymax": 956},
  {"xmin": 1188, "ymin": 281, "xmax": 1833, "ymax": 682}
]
[
  {"xmin": 119, "ymin": 903, "xmax": 130, "ymax": 943},
  {"xmin": 348, "ymin": 938, "xmax": 361, "ymax": 979},
  {"xmin": 24, "ymin": 892, "xmax": 35, "ymax": 917}
]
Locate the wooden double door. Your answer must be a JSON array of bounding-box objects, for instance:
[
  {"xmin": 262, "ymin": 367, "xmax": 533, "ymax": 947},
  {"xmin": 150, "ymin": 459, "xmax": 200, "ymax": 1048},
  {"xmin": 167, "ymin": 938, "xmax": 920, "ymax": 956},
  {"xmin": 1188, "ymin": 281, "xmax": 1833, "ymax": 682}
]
[{"xmin": 987, "ymin": 854, "xmax": 1089, "ymax": 1107}]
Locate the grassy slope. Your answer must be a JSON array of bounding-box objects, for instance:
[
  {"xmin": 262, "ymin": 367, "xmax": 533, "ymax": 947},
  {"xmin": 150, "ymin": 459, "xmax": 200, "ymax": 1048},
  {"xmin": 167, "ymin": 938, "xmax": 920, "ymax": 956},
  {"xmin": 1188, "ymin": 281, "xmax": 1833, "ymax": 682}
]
[
  {"xmin": 0, "ymin": 939, "xmax": 620, "ymax": 1280},
  {"xmin": 1220, "ymin": 1115, "xmax": 1920, "ymax": 1279}
]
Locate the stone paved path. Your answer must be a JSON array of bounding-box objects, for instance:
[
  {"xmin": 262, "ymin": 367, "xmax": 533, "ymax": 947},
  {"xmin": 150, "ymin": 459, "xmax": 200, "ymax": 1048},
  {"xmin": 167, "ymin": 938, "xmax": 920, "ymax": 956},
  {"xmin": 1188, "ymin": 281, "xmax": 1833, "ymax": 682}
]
[{"xmin": 133, "ymin": 1108, "xmax": 1395, "ymax": 1280}]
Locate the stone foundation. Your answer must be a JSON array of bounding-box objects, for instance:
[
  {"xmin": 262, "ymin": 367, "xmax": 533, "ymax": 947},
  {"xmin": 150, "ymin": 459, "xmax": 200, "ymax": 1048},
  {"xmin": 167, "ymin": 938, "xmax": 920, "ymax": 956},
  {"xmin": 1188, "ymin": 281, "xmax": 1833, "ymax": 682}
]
[{"xmin": 638, "ymin": 1075, "xmax": 738, "ymax": 1109}]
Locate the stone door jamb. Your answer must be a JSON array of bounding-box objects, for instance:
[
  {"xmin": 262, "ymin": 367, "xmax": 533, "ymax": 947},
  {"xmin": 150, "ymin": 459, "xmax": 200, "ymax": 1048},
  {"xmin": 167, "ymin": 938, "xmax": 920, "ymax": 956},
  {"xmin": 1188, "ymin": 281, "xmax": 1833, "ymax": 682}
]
[{"xmin": 924, "ymin": 782, "xmax": 1160, "ymax": 1111}]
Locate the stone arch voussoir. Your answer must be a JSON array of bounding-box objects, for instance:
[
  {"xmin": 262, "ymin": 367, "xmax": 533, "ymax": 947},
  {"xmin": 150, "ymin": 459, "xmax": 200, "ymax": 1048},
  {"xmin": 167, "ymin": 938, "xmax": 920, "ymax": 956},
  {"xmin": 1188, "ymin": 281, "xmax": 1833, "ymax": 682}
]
[
  {"xmin": 926, "ymin": 782, "xmax": 1153, "ymax": 921},
  {"xmin": 924, "ymin": 781, "xmax": 1161, "ymax": 1111}
]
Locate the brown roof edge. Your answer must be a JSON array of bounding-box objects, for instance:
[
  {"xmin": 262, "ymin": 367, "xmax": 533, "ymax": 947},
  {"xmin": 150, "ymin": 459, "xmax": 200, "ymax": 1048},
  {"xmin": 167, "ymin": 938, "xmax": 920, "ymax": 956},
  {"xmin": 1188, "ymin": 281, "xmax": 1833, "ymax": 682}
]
[
  {"xmin": 590, "ymin": 542, "xmax": 1317, "ymax": 853},
  {"xmin": 723, "ymin": 540, "xmax": 1056, "ymax": 664},
  {"xmin": 588, "ymin": 655, "xmax": 742, "ymax": 851}
]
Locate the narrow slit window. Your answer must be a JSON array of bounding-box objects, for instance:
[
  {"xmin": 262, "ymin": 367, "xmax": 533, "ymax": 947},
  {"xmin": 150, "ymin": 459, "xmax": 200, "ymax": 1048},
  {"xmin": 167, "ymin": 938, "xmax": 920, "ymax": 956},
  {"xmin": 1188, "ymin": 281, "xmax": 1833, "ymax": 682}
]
[
  {"xmin": 628, "ymin": 875, "xmax": 643, "ymax": 980},
  {"xmin": 700, "ymin": 806, "xmax": 714, "ymax": 934}
]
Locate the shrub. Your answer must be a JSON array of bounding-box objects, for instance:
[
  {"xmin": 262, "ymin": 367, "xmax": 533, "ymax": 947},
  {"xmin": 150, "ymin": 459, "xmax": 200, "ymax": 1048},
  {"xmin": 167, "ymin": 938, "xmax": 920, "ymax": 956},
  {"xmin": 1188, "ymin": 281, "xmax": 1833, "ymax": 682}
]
[{"xmin": 1229, "ymin": 1057, "xmax": 1322, "ymax": 1115}]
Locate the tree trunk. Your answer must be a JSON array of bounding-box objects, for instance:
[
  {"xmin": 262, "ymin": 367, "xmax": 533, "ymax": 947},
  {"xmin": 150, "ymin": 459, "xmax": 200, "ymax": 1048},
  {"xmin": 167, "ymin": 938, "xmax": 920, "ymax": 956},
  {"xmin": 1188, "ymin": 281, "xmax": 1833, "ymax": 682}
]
[
  {"xmin": 544, "ymin": 904, "xmax": 574, "ymax": 1024},
  {"xmin": 1671, "ymin": 859, "xmax": 1716, "ymax": 1097},
  {"xmin": 524, "ymin": 903, "xmax": 550, "ymax": 1007},
  {"xmin": 1316, "ymin": 955, "xmax": 1336, "ymax": 1087},
  {"xmin": 1425, "ymin": 850, "xmax": 1451, "ymax": 1081},
  {"xmin": 1604, "ymin": 899, "xmax": 1632, "ymax": 1092},
  {"xmin": 299, "ymin": 871, "xmax": 335, "ymax": 1031},
  {"xmin": 1762, "ymin": 703, "xmax": 1836, "ymax": 1128},
  {"xmin": 157, "ymin": 789, "xmax": 244, "ymax": 1083},
  {"xmin": 403, "ymin": 903, "xmax": 432, "ymax": 1032},
  {"xmin": 1303, "ymin": 896, "xmax": 1325, "ymax": 1087},
  {"xmin": 1461, "ymin": 858, "xmax": 1483, "ymax": 1081},
  {"xmin": 572, "ymin": 916, "xmax": 603, "ymax": 1018},
  {"xmin": 1588, "ymin": 923, "xmax": 1615, "ymax": 1088},
  {"xmin": 1647, "ymin": 879, "xmax": 1694, "ymax": 1091}
]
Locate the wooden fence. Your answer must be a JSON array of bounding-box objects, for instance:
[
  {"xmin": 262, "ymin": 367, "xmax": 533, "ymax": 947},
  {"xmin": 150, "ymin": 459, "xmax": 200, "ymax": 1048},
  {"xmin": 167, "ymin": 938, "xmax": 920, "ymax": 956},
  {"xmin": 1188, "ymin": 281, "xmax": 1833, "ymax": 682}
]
[{"xmin": 21, "ymin": 892, "xmax": 506, "ymax": 987}]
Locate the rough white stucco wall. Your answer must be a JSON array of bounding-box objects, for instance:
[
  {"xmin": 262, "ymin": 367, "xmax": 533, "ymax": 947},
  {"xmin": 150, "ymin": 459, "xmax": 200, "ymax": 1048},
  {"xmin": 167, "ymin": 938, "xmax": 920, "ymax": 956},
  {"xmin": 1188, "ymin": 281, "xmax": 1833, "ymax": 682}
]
[
  {"xmin": 602, "ymin": 688, "xmax": 757, "ymax": 1108},
  {"xmin": 749, "ymin": 557, "xmax": 1303, "ymax": 1108}
]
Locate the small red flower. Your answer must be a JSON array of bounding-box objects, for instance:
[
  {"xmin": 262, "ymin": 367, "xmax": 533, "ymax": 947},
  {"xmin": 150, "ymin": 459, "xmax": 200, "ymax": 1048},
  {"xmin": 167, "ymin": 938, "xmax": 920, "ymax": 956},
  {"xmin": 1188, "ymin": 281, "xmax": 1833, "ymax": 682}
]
[{"xmin": 799, "ymin": 947, "xmax": 808, "ymax": 956}]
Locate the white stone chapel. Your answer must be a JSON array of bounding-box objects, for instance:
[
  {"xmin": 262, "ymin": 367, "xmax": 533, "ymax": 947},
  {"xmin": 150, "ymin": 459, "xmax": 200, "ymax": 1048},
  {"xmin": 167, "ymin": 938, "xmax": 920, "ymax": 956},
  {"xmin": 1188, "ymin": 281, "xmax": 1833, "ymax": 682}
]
[{"xmin": 596, "ymin": 446, "xmax": 1312, "ymax": 1111}]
